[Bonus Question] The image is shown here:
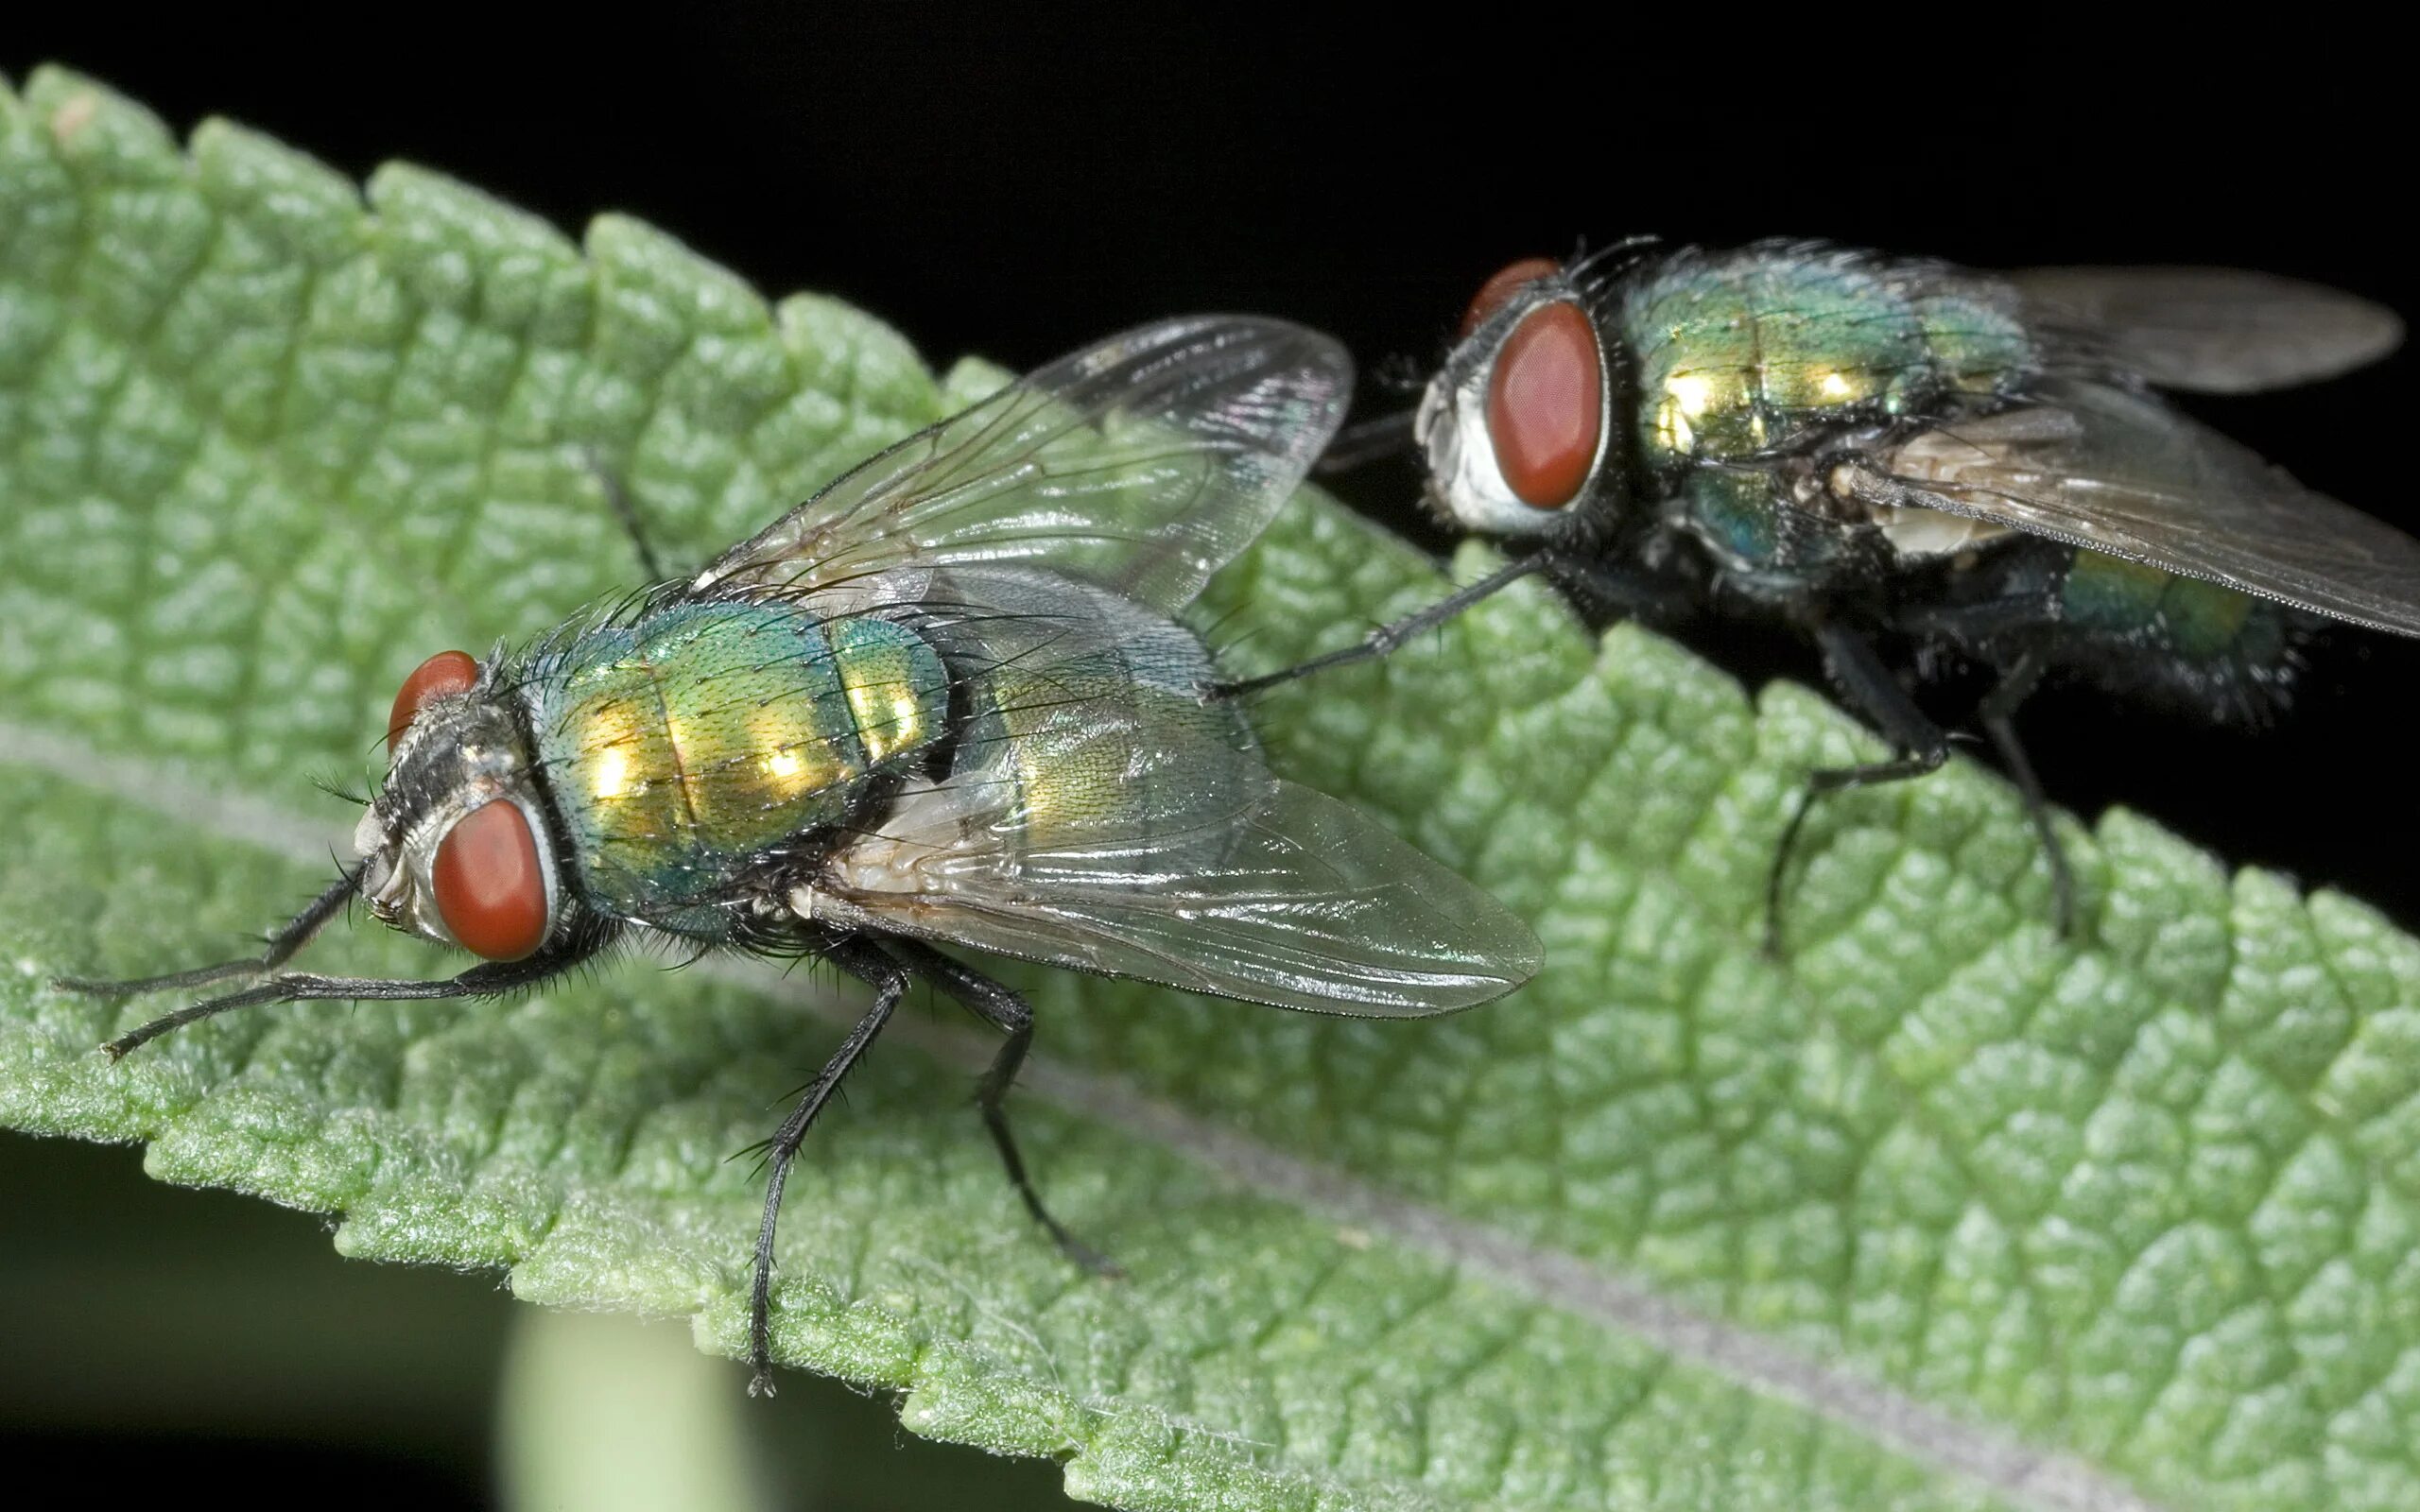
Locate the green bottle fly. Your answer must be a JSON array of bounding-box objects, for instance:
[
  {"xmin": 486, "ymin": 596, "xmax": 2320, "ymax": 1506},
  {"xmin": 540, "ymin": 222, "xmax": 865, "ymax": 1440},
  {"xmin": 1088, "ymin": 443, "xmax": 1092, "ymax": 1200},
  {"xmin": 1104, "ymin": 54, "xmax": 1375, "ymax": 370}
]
[
  {"xmin": 63, "ymin": 317, "xmax": 1544, "ymax": 1394},
  {"xmin": 1228, "ymin": 240, "xmax": 2415, "ymax": 947}
]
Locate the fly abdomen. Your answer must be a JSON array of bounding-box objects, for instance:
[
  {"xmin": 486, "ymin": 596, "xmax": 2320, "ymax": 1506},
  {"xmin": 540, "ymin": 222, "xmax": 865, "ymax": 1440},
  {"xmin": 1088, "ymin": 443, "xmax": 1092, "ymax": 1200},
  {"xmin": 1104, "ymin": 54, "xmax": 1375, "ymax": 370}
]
[
  {"xmin": 2053, "ymin": 550, "xmax": 2314, "ymax": 722},
  {"xmin": 527, "ymin": 601, "xmax": 951, "ymax": 925},
  {"xmin": 922, "ymin": 567, "xmax": 1263, "ymax": 861},
  {"xmin": 1914, "ymin": 541, "xmax": 2310, "ymax": 723}
]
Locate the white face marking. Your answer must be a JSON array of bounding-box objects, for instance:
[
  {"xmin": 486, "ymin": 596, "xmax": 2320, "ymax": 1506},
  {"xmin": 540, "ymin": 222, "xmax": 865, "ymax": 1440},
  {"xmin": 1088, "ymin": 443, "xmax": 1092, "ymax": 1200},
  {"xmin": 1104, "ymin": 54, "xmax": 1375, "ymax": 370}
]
[
  {"xmin": 362, "ymin": 708, "xmax": 562, "ymax": 952},
  {"xmin": 354, "ymin": 804, "xmax": 394, "ymax": 884},
  {"xmin": 357, "ymin": 799, "xmax": 439, "ymax": 946},
  {"xmin": 1418, "ymin": 369, "xmax": 1559, "ymax": 541}
]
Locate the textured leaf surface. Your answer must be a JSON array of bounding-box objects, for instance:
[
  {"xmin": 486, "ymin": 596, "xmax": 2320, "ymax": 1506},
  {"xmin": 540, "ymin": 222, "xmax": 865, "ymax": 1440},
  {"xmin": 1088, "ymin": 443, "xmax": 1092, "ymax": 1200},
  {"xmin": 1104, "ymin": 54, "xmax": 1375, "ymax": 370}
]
[{"xmin": 5, "ymin": 67, "xmax": 2418, "ymax": 1512}]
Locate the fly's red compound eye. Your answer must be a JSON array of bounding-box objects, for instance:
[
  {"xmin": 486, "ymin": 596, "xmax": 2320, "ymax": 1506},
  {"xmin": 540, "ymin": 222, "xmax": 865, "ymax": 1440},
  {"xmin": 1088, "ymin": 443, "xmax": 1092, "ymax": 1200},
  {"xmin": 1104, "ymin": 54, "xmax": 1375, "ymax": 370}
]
[
  {"xmin": 432, "ymin": 800, "xmax": 549, "ymax": 961},
  {"xmin": 389, "ymin": 650, "xmax": 479, "ymax": 747},
  {"xmin": 1484, "ymin": 301, "xmax": 1604, "ymax": 509},
  {"xmin": 1458, "ymin": 256, "xmax": 1561, "ymax": 337}
]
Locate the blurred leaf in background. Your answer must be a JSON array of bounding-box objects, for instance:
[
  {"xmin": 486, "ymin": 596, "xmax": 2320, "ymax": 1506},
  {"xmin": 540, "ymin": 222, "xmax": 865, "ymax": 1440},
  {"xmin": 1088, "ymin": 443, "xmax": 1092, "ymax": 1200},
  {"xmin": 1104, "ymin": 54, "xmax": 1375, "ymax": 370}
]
[
  {"xmin": 8, "ymin": 64, "xmax": 2420, "ymax": 1512},
  {"xmin": 0, "ymin": 1131, "xmax": 1072, "ymax": 1508}
]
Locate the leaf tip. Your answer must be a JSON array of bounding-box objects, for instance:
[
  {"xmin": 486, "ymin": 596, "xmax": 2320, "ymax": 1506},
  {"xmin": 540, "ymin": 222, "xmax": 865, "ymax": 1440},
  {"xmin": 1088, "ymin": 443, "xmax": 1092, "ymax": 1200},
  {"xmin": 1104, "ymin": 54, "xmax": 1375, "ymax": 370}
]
[
  {"xmin": 937, "ymin": 354, "xmax": 1015, "ymax": 407},
  {"xmin": 23, "ymin": 65, "xmax": 170, "ymax": 161}
]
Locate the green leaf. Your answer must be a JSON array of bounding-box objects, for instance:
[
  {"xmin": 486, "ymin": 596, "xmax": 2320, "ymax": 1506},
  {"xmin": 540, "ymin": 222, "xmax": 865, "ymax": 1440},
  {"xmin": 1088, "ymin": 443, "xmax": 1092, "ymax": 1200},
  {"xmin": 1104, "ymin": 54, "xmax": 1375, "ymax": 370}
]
[{"xmin": 4, "ymin": 65, "xmax": 2414, "ymax": 1512}]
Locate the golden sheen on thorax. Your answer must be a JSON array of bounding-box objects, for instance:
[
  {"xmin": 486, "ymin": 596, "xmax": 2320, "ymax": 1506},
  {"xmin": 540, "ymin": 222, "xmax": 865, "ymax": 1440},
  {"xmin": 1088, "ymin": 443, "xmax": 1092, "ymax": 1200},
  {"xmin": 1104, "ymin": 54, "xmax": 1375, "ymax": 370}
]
[
  {"xmin": 1623, "ymin": 252, "xmax": 2031, "ymax": 463},
  {"xmin": 533, "ymin": 602, "xmax": 950, "ymax": 916}
]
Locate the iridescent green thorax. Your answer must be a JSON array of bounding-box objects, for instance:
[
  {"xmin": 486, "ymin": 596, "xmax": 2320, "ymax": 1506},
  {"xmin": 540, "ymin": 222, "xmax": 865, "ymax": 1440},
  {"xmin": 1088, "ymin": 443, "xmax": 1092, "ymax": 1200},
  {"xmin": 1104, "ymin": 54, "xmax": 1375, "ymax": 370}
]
[
  {"xmin": 1680, "ymin": 470, "xmax": 1779, "ymax": 564},
  {"xmin": 527, "ymin": 601, "xmax": 949, "ymax": 926},
  {"xmin": 1620, "ymin": 249, "xmax": 2032, "ymax": 466},
  {"xmin": 1673, "ymin": 470, "xmax": 1875, "ymax": 580}
]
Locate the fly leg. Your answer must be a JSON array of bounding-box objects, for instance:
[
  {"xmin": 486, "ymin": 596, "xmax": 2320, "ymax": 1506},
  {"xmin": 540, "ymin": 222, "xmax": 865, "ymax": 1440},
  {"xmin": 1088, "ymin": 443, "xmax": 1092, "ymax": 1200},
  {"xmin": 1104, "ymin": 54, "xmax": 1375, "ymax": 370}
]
[
  {"xmin": 882, "ymin": 938, "xmax": 1118, "ymax": 1277},
  {"xmin": 1547, "ymin": 558, "xmax": 1699, "ymax": 625},
  {"xmin": 1974, "ymin": 645, "xmax": 2076, "ymax": 936},
  {"xmin": 80, "ymin": 918, "xmax": 617, "ymax": 1061},
  {"xmin": 580, "ymin": 448, "xmax": 670, "ymax": 582},
  {"xmin": 53, "ymin": 866, "xmax": 363, "ymax": 1001},
  {"xmin": 1767, "ymin": 625, "xmax": 1950, "ymax": 957},
  {"xmin": 745, "ymin": 936, "xmax": 908, "ymax": 1397},
  {"xmin": 1208, "ymin": 549, "xmax": 1554, "ymax": 699}
]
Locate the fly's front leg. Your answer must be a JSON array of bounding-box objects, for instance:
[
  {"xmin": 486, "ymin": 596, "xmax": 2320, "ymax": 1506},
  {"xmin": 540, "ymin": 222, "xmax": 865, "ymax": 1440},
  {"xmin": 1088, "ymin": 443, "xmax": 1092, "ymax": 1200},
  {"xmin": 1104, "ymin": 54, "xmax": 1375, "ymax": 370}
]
[
  {"xmin": 882, "ymin": 938, "xmax": 1119, "ymax": 1277},
  {"xmin": 1209, "ymin": 549, "xmax": 1554, "ymax": 700},
  {"xmin": 1546, "ymin": 557, "xmax": 1698, "ymax": 626},
  {"xmin": 1768, "ymin": 624, "xmax": 1950, "ymax": 957},
  {"xmin": 53, "ymin": 866, "xmax": 364, "ymax": 1001},
  {"xmin": 84, "ymin": 919, "xmax": 616, "ymax": 1060}
]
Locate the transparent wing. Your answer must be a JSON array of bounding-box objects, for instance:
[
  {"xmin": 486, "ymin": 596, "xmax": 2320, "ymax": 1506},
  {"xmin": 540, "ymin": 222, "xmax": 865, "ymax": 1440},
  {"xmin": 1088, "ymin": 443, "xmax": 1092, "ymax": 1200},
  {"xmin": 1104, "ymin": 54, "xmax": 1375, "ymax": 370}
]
[
  {"xmin": 799, "ymin": 566, "xmax": 1541, "ymax": 1016},
  {"xmin": 2014, "ymin": 266, "xmax": 2404, "ymax": 394},
  {"xmin": 827, "ymin": 777, "xmax": 1544, "ymax": 1016},
  {"xmin": 1858, "ymin": 379, "xmax": 2420, "ymax": 636},
  {"xmin": 696, "ymin": 317, "xmax": 1351, "ymax": 615}
]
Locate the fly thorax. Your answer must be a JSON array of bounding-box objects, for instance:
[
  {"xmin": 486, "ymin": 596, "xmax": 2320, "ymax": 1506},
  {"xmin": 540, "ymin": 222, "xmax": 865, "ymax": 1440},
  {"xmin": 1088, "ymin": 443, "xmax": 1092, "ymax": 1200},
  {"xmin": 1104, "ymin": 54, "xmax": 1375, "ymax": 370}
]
[
  {"xmin": 1618, "ymin": 245, "xmax": 2035, "ymax": 470},
  {"xmin": 1666, "ymin": 469, "xmax": 1887, "ymax": 596},
  {"xmin": 529, "ymin": 601, "xmax": 951, "ymax": 925}
]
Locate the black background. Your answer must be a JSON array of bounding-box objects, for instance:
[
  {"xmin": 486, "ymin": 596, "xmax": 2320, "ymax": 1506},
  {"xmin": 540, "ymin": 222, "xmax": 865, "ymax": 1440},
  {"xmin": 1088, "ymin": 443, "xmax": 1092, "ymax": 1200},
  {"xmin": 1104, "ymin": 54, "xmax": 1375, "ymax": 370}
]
[
  {"xmin": 9, "ymin": 20, "xmax": 2409, "ymax": 909},
  {"xmin": 5, "ymin": 12, "xmax": 2409, "ymax": 1508}
]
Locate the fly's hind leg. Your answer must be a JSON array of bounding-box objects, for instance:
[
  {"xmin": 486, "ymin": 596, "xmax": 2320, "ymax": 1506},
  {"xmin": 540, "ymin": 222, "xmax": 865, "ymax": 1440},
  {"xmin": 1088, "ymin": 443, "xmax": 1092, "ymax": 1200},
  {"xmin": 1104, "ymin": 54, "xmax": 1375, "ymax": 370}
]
[
  {"xmin": 1768, "ymin": 625, "xmax": 1951, "ymax": 957},
  {"xmin": 882, "ymin": 938, "xmax": 1120, "ymax": 1277},
  {"xmin": 1974, "ymin": 645, "xmax": 2076, "ymax": 936}
]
